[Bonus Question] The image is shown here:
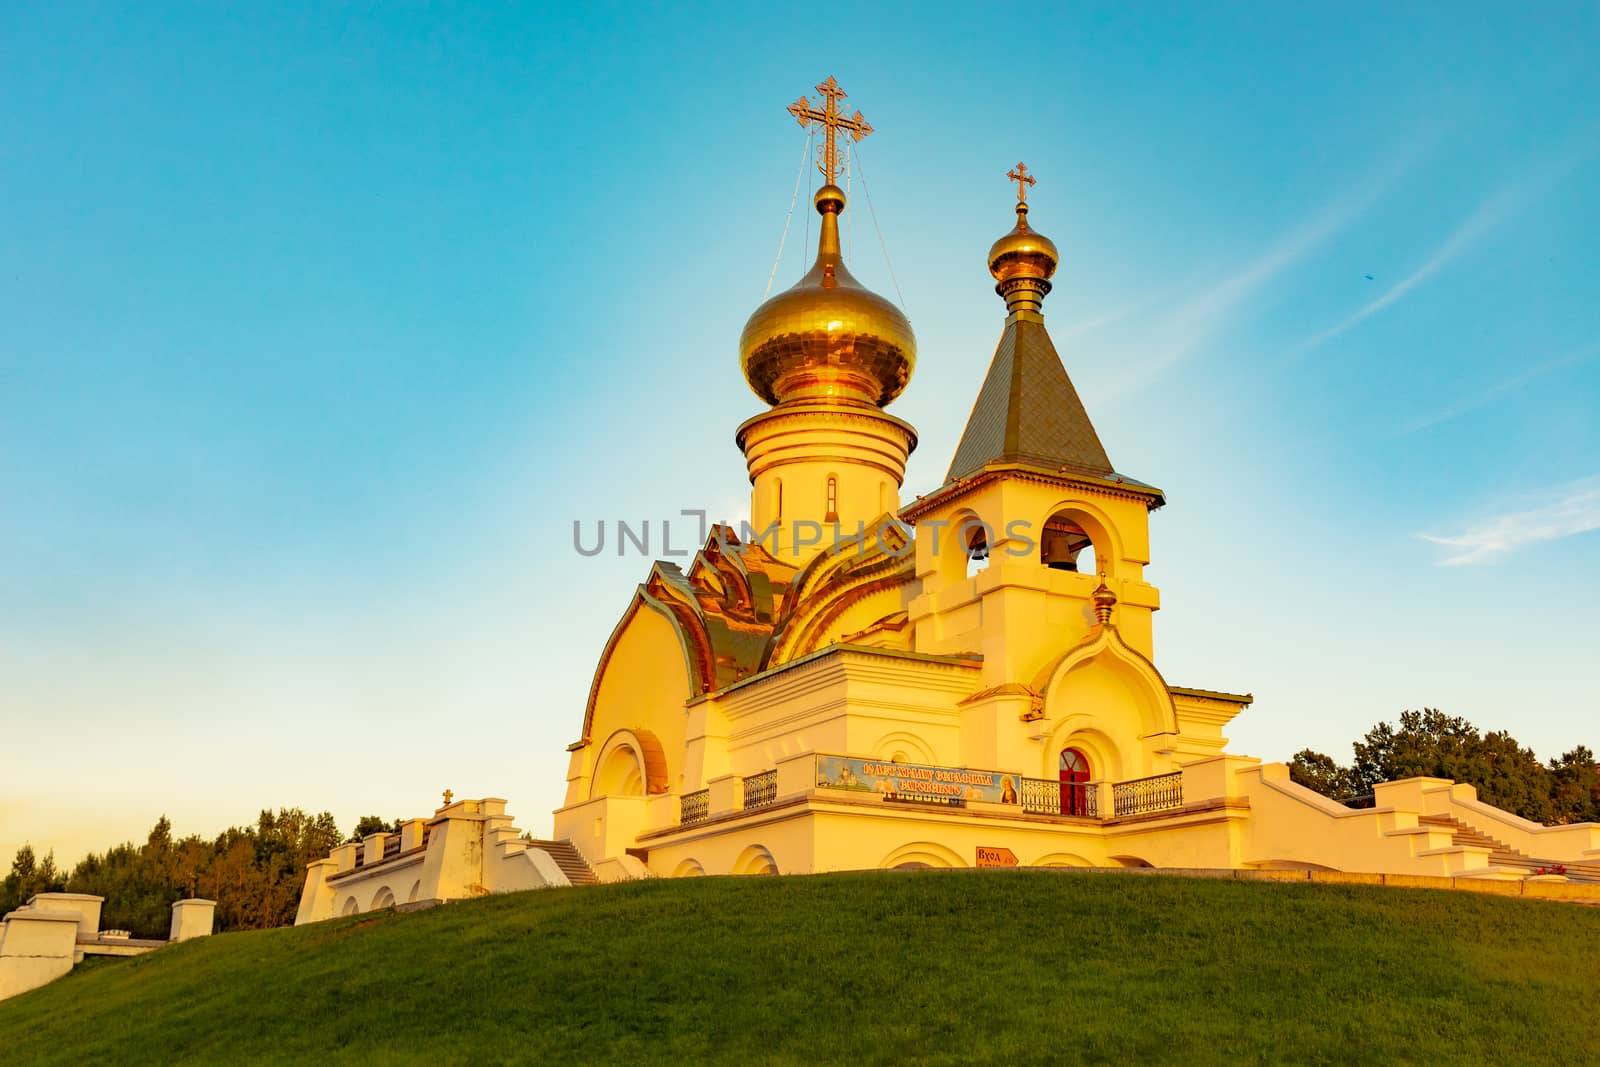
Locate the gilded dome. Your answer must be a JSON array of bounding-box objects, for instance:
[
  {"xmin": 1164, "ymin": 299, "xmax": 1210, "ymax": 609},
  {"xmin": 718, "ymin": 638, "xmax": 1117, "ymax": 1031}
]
[
  {"xmin": 740, "ymin": 185, "xmax": 916, "ymax": 407},
  {"xmin": 988, "ymin": 201, "xmax": 1059, "ymax": 285}
]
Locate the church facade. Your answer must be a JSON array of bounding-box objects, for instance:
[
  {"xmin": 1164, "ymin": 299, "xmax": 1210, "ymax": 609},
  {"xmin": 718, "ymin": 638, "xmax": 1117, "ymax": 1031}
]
[{"xmin": 548, "ymin": 79, "xmax": 1600, "ymax": 885}]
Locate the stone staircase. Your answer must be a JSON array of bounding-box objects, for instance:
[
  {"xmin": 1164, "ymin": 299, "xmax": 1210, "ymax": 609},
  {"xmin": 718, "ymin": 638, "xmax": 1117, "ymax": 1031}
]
[
  {"xmin": 526, "ymin": 839, "xmax": 599, "ymax": 886},
  {"xmin": 1419, "ymin": 814, "xmax": 1600, "ymax": 883}
]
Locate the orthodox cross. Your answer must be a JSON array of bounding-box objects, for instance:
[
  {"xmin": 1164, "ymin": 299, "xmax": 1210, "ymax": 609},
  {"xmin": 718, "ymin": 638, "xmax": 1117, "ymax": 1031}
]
[
  {"xmin": 1008, "ymin": 162, "xmax": 1036, "ymax": 204},
  {"xmin": 442, "ymin": 789, "xmax": 453, "ymax": 806},
  {"xmin": 788, "ymin": 76, "xmax": 873, "ymax": 185}
]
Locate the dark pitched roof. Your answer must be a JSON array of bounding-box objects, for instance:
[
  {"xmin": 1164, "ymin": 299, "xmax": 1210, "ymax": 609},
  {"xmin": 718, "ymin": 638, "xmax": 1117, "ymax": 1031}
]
[{"xmin": 945, "ymin": 314, "xmax": 1113, "ymax": 483}]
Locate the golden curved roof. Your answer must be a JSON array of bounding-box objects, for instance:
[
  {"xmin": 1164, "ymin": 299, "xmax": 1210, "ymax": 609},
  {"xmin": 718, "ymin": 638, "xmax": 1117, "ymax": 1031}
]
[{"xmin": 740, "ymin": 185, "xmax": 915, "ymax": 408}]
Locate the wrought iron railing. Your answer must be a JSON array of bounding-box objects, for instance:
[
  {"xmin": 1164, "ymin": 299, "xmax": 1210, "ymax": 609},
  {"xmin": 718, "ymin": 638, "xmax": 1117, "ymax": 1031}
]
[
  {"xmin": 743, "ymin": 770, "xmax": 777, "ymax": 810},
  {"xmin": 1019, "ymin": 776, "xmax": 1061, "ymax": 815},
  {"xmin": 1020, "ymin": 777, "xmax": 1099, "ymax": 818},
  {"xmin": 1075, "ymin": 781, "xmax": 1099, "ymax": 819},
  {"xmin": 680, "ymin": 789, "xmax": 710, "ymax": 825},
  {"xmin": 1112, "ymin": 772, "xmax": 1183, "ymax": 817},
  {"xmin": 382, "ymin": 836, "xmax": 401, "ymax": 860}
]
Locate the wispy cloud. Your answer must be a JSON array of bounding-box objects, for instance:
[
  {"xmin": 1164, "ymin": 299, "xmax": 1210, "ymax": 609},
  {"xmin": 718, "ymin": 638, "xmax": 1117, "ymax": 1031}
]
[
  {"xmin": 1301, "ymin": 130, "xmax": 1600, "ymax": 354},
  {"xmin": 1099, "ymin": 145, "xmax": 1426, "ymax": 400},
  {"xmin": 1418, "ymin": 476, "xmax": 1600, "ymax": 565},
  {"xmin": 1399, "ymin": 339, "xmax": 1600, "ymax": 434}
]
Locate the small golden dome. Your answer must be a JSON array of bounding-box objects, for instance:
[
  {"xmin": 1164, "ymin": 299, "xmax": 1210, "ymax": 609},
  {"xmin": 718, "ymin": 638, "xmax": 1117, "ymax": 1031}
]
[
  {"xmin": 740, "ymin": 186, "xmax": 916, "ymax": 407},
  {"xmin": 1091, "ymin": 576, "xmax": 1117, "ymax": 625},
  {"xmin": 989, "ymin": 163, "xmax": 1058, "ymax": 315},
  {"xmin": 988, "ymin": 203, "xmax": 1059, "ymax": 285}
]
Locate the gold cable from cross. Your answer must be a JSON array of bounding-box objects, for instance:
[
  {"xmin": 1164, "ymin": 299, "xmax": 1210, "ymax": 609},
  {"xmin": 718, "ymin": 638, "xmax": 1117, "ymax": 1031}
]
[{"xmin": 787, "ymin": 76, "xmax": 873, "ymax": 185}]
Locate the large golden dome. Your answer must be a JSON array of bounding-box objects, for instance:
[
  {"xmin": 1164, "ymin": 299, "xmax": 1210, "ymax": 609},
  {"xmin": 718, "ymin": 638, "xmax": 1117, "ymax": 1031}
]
[{"xmin": 740, "ymin": 185, "xmax": 915, "ymax": 407}]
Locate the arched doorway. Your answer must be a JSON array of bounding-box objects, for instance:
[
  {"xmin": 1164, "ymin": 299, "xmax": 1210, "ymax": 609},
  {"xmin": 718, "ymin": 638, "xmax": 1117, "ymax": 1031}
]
[{"xmin": 1059, "ymin": 748, "xmax": 1091, "ymax": 815}]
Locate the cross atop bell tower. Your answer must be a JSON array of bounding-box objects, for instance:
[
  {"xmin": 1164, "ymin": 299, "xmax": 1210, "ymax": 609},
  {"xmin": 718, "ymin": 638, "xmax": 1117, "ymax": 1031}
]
[{"xmin": 787, "ymin": 76, "xmax": 873, "ymax": 185}]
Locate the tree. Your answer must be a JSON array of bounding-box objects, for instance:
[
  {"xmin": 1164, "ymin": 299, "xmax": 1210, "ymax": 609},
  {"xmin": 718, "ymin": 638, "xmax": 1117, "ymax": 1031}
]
[
  {"xmin": 1549, "ymin": 746, "xmax": 1600, "ymax": 825},
  {"xmin": 1293, "ymin": 709, "xmax": 1593, "ymax": 826},
  {"xmin": 3, "ymin": 844, "xmax": 64, "ymax": 913},
  {"xmin": 2, "ymin": 844, "xmax": 67, "ymax": 914},
  {"xmin": 348, "ymin": 815, "xmax": 402, "ymax": 843},
  {"xmin": 58, "ymin": 808, "xmax": 344, "ymax": 937},
  {"xmin": 1289, "ymin": 749, "xmax": 1360, "ymax": 799}
]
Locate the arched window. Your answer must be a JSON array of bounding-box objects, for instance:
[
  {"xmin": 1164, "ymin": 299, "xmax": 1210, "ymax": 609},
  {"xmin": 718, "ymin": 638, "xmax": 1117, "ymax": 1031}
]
[
  {"xmin": 824, "ymin": 475, "xmax": 838, "ymax": 523},
  {"xmin": 1059, "ymin": 748, "xmax": 1091, "ymax": 816}
]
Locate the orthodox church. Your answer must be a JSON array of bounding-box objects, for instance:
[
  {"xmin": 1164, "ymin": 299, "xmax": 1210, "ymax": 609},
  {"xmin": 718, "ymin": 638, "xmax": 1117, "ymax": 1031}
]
[
  {"xmin": 545, "ymin": 78, "xmax": 1600, "ymax": 883},
  {"xmin": 299, "ymin": 80, "xmax": 1598, "ymax": 918}
]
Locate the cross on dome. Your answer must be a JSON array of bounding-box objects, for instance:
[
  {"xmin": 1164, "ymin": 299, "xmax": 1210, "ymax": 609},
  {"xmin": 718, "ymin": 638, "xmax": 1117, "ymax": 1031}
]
[
  {"xmin": 1007, "ymin": 162, "xmax": 1036, "ymax": 204},
  {"xmin": 787, "ymin": 76, "xmax": 873, "ymax": 185}
]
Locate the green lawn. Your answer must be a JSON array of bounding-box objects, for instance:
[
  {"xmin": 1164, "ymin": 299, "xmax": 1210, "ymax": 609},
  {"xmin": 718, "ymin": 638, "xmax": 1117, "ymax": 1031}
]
[{"xmin": 2, "ymin": 871, "xmax": 1596, "ymax": 1065}]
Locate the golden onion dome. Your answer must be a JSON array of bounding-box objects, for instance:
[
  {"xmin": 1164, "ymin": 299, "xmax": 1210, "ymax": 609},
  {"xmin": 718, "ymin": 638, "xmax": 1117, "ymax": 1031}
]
[
  {"xmin": 989, "ymin": 187, "xmax": 1058, "ymax": 315},
  {"xmin": 740, "ymin": 185, "xmax": 916, "ymax": 407},
  {"xmin": 988, "ymin": 202, "xmax": 1059, "ymax": 283}
]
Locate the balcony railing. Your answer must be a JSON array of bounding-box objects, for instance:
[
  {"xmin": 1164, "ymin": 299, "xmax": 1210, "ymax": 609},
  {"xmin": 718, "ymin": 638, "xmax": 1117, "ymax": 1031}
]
[
  {"xmin": 680, "ymin": 789, "xmax": 710, "ymax": 825},
  {"xmin": 743, "ymin": 770, "xmax": 777, "ymax": 810},
  {"xmin": 1020, "ymin": 777, "xmax": 1099, "ymax": 818},
  {"xmin": 1112, "ymin": 772, "xmax": 1183, "ymax": 817}
]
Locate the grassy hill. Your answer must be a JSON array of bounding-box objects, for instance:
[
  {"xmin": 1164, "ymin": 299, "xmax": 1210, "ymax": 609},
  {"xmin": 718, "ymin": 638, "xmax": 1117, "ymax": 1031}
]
[{"xmin": 3, "ymin": 870, "xmax": 1597, "ymax": 1065}]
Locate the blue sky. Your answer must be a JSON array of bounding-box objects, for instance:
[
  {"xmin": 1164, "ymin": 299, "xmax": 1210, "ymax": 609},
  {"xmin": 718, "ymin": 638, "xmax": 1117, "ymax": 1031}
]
[{"xmin": 3, "ymin": 3, "xmax": 1597, "ymax": 864}]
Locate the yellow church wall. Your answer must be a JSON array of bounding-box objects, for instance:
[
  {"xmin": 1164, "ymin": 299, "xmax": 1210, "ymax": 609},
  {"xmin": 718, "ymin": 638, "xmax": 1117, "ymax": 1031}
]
[
  {"xmin": 640, "ymin": 804, "xmax": 818, "ymax": 877},
  {"xmin": 552, "ymin": 794, "xmax": 659, "ymax": 877},
  {"xmin": 571, "ymin": 601, "xmax": 695, "ymax": 805},
  {"xmin": 807, "ymin": 806, "xmax": 1116, "ymax": 871},
  {"xmin": 639, "ymin": 802, "xmax": 1115, "ymax": 877},
  {"xmin": 682, "ymin": 648, "xmax": 980, "ymax": 792},
  {"xmin": 617, "ymin": 748, "xmax": 1600, "ymax": 882},
  {"xmin": 682, "ymin": 698, "xmax": 732, "ymax": 795},
  {"xmin": 1027, "ymin": 639, "xmax": 1180, "ymax": 781}
]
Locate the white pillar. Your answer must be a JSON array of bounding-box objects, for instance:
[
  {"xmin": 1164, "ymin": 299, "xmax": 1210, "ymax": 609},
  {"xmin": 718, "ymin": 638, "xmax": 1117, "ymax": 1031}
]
[{"xmin": 169, "ymin": 899, "xmax": 217, "ymax": 942}]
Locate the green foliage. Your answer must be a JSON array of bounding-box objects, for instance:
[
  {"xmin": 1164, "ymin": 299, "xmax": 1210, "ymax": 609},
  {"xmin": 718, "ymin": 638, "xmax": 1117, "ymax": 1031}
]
[
  {"xmin": 4, "ymin": 809, "xmax": 343, "ymax": 939},
  {"xmin": 0, "ymin": 873, "xmax": 1597, "ymax": 1064},
  {"xmin": 1549, "ymin": 746, "xmax": 1600, "ymax": 824},
  {"xmin": 1288, "ymin": 748, "xmax": 1360, "ymax": 798},
  {"xmin": 1292, "ymin": 709, "xmax": 1597, "ymax": 824},
  {"xmin": 0, "ymin": 844, "xmax": 66, "ymax": 914},
  {"xmin": 347, "ymin": 815, "xmax": 402, "ymax": 843}
]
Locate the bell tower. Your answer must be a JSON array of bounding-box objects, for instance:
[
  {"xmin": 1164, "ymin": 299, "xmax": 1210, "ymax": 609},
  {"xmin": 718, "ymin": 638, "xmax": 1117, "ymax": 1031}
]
[{"xmin": 904, "ymin": 165, "xmax": 1166, "ymax": 685}]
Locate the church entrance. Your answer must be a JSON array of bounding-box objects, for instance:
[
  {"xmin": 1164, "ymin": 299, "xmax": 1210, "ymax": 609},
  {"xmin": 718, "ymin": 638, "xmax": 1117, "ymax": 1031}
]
[{"xmin": 1059, "ymin": 748, "xmax": 1090, "ymax": 815}]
